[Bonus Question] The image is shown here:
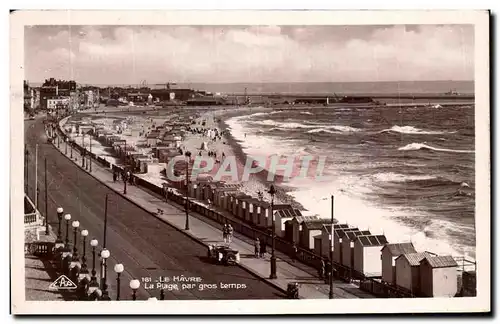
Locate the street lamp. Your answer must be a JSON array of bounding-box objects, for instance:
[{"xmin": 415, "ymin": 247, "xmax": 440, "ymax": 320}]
[
  {"xmin": 64, "ymin": 214, "xmax": 71, "ymax": 246},
  {"xmin": 268, "ymin": 185, "xmax": 277, "ymax": 279},
  {"xmin": 70, "ymin": 138, "xmax": 73, "ymax": 159},
  {"xmin": 56, "ymin": 207, "xmax": 64, "ymax": 243},
  {"xmin": 89, "ymin": 239, "xmax": 99, "ymax": 285},
  {"xmin": 72, "ymin": 220, "xmax": 80, "ymax": 259},
  {"xmin": 129, "ymin": 279, "xmax": 140, "ymax": 300},
  {"xmin": 100, "ymin": 248, "xmax": 110, "ymax": 291},
  {"xmin": 114, "ymin": 263, "xmax": 124, "ymax": 300},
  {"xmin": 184, "ymin": 151, "xmax": 192, "ymax": 231},
  {"xmin": 80, "ymin": 229, "xmax": 89, "ymax": 273}
]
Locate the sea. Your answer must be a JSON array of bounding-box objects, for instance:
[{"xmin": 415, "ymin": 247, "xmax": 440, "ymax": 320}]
[{"xmin": 223, "ymin": 81, "xmax": 476, "ymax": 260}]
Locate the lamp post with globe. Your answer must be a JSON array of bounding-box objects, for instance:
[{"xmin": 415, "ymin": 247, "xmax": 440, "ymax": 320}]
[
  {"xmin": 100, "ymin": 248, "xmax": 111, "ymax": 300},
  {"xmin": 88, "ymin": 238, "xmax": 100, "ymax": 296},
  {"xmin": 80, "ymin": 229, "xmax": 89, "ymax": 273},
  {"xmin": 64, "ymin": 214, "xmax": 71, "ymax": 246},
  {"xmin": 114, "ymin": 264, "xmax": 124, "ymax": 300},
  {"xmin": 55, "ymin": 207, "xmax": 64, "ymax": 244},
  {"xmin": 71, "ymin": 220, "xmax": 80, "ymax": 259},
  {"xmin": 130, "ymin": 279, "xmax": 140, "ymax": 301}
]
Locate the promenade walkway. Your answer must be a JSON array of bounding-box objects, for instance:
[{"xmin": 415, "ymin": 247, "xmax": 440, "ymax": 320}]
[{"xmin": 51, "ymin": 130, "xmax": 373, "ymax": 299}]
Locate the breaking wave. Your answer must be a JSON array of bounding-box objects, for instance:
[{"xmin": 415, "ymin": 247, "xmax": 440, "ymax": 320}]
[
  {"xmin": 372, "ymin": 172, "xmax": 438, "ymax": 183},
  {"xmin": 307, "ymin": 128, "xmax": 340, "ymax": 134},
  {"xmin": 300, "ymin": 111, "xmax": 313, "ymax": 115},
  {"xmin": 253, "ymin": 120, "xmax": 361, "ymax": 133},
  {"xmin": 398, "ymin": 142, "xmax": 474, "ymax": 154},
  {"xmin": 381, "ymin": 125, "xmax": 451, "ymax": 135}
]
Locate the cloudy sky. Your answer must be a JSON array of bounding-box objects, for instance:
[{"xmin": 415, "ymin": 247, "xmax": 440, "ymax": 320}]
[{"xmin": 24, "ymin": 25, "xmax": 474, "ymax": 84}]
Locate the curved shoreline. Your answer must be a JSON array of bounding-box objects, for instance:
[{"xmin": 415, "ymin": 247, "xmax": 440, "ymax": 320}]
[{"xmin": 214, "ymin": 107, "xmax": 307, "ymax": 211}]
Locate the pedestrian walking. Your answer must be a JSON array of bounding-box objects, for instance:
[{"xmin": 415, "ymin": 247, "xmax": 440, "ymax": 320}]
[
  {"xmin": 227, "ymin": 224, "xmax": 234, "ymax": 244},
  {"xmin": 254, "ymin": 238, "xmax": 260, "ymax": 258},
  {"xmin": 319, "ymin": 259, "xmax": 325, "ymax": 279},
  {"xmin": 291, "ymin": 242, "xmax": 298, "ymax": 263},
  {"xmin": 324, "ymin": 259, "xmax": 331, "ymax": 284},
  {"xmin": 222, "ymin": 224, "xmax": 229, "ymax": 244},
  {"xmin": 259, "ymin": 238, "xmax": 266, "ymax": 258},
  {"xmin": 113, "ymin": 171, "xmax": 117, "ymax": 182}
]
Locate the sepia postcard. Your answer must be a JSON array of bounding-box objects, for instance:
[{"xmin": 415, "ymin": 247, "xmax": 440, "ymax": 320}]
[{"xmin": 10, "ymin": 10, "xmax": 490, "ymax": 315}]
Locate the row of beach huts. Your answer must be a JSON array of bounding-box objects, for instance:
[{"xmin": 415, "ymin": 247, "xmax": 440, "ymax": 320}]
[{"xmin": 185, "ymin": 181, "xmax": 476, "ymax": 298}]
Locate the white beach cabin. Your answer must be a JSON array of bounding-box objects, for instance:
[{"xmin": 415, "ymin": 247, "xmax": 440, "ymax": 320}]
[{"xmin": 352, "ymin": 234, "xmax": 388, "ymax": 278}]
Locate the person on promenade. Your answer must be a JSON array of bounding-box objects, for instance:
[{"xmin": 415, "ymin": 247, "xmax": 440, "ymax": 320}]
[
  {"xmin": 227, "ymin": 224, "xmax": 234, "ymax": 244},
  {"xmin": 259, "ymin": 238, "xmax": 266, "ymax": 258},
  {"xmin": 254, "ymin": 238, "xmax": 260, "ymax": 258},
  {"xmin": 324, "ymin": 259, "xmax": 331, "ymax": 284},
  {"xmin": 222, "ymin": 224, "xmax": 229, "ymax": 245},
  {"xmin": 113, "ymin": 171, "xmax": 117, "ymax": 182},
  {"xmin": 319, "ymin": 259, "xmax": 325, "ymax": 279},
  {"xmin": 291, "ymin": 242, "xmax": 298, "ymax": 263}
]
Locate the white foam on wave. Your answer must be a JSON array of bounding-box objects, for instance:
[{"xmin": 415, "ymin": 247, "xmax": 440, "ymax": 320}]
[
  {"xmin": 330, "ymin": 125, "xmax": 361, "ymax": 132},
  {"xmin": 252, "ymin": 119, "xmax": 319, "ymax": 129},
  {"xmin": 253, "ymin": 119, "xmax": 362, "ymax": 133},
  {"xmin": 381, "ymin": 125, "xmax": 451, "ymax": 135},
  {"xmin": 287, "ymin": 176, "xmax": 475, "ymax": 259},
  {"xmin": 226, "ymin": 113, "xmax": 476, "ymax": 260},
  {"xmin": 226, "ymin": 115, "xmax": 305, "ymax": 157},
  {"xmin": 307, "ymin": 128, "xmax": 340, "ymax": 134},
  {"xmin": 398, "ymin": 142, "xmax": 474, "ymax": 154},
  {"xmin": 300, "ymin": 111, "xmax": 313, "ymax": 115},
  {"xmin": 371, "ymin": 172, "xmax": 437, "ymax": 183}
]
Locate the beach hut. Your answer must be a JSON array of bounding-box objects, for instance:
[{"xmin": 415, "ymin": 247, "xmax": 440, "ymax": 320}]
[
  {"xmin": 341, "ymin": 230, "xmax": 371, "ymax": 269},
  {"xmin": 380, "ymin": 243, "xmax": 417, "ymax": 285},
  {"xmin": 284, "ymin": 215, "xmax": 319, "ymax": 245},
  {"xmin": 300, "ymin": 219, "xmax": 332, "ymax": 250},
  {"xmin": 419, "ymin": 255, "xmax": 458, "ymax": 297},
  {"xmin": 313, "ymin": 234, "xmax": 323, "ymax": 255},
  {"xmin": 212, "ymin": 185, "xmax": 240, "ymax": 209},
  {"xmin": 319, "ymin": 224, "xmax": 350, "ymax": 258},
  {"xmin": 353, "ymin": 234, "xmax": 388, "ymax": 278},
  {"xmin": 333, "ymin": 227, "xmax": 359, "ymax": 263},
  {"xmin": 147, "ymin": 133, "xmax": 160, "ymax": 147},
  {"xmin": 395, "ymin": 252, "xmax": 432, "ymax": 295},
  {"xmin": 272, "ymin": 207, "xmax": 302, "ymax": 238}
]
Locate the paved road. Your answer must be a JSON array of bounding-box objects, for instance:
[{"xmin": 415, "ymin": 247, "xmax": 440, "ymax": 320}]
[{"xmin": 24, "ymin": 117, "xmax": 283, "ymax": 300}]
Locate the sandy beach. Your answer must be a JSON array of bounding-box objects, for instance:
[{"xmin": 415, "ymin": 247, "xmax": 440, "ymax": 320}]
[{"xmin": 67, "ymin": 105, "xmax": 307, "ymax": 211}]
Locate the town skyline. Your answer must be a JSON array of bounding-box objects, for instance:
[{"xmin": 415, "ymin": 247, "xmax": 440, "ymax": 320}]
[{"xmin": 25, "ymin": 24, "xmax": 474, "ymax": 85}]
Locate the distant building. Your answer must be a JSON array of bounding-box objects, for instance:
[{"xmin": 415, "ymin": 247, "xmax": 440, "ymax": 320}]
[
  {"xmin": 24, "ymin": 81, "xmax": 34, "ymax": 111},
  {"xmin": 47, "ymin": 97, "xmax": 70, "ymax": 110},
  {"xmin": 186, "ymin": 97, "xmax": 227, "ymax": 106},
  {"xmin": 39, "ymin": 78, "xmax": 76, "ymax": 109}
]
